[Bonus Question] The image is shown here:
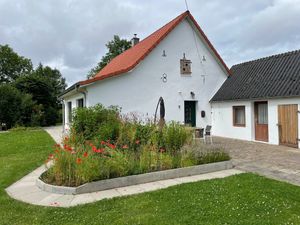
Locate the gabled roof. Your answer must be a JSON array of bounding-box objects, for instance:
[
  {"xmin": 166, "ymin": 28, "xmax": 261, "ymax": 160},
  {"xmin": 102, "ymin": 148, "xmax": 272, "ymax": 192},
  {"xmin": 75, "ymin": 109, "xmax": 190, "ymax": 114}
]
[
  {"xmin": 211, "ymin": 49, "xmax": 300, "ymax": 102},
  {"xmin": 79, "ymin": 10, "xmax": 230, "ymax": 86}
]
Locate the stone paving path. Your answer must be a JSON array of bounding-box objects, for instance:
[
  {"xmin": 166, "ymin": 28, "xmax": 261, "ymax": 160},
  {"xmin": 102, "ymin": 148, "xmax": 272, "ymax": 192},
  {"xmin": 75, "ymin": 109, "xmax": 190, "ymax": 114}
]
[
  {"xmin": 5, "ymin": 165, "xmax": 243, "ymax": 207},
  {"xmin": 213, "ymin": 137, "xmax": 300, "ymax": 186},
  {"xmin": 43, "ymin": 126, "xmax": 64, "ymax": 143}
]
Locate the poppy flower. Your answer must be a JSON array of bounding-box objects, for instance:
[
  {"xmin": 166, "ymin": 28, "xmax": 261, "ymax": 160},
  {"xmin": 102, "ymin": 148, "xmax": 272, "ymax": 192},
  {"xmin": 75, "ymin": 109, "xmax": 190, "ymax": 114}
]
[
  {"xmin": 101, "ymin": 141, "xmax": 106, "ymax": 145},
  {"xmin": 76, "ymin": 158, "xmax": 82, "ymax": 164},
  {"xmin": 71, "ymin": 150, "xmax": 76, "ymax": 154},
  {"xmin": 122, "ymin": 145, "xmax": 128, "ymax": 149},
  {"xmin": 92, "ymin": 146, "xmax": 97, "ymax": 152},
  {"xmin": 95, "ymin": 148, "xmax": 104, "ymax": 153},
  {"xmin": 48, "ymin": 154, "xmax": 54, "ymax": 159},
  {"xmin": 135, "ymin": 140, "xmax": 140, "ymax": 144},
  {"xmin": 107, "ymin": 143, "xmax": 116, "ymax": 149},
  {"xmin": 83, "ymin": 152, "xmax": 88, "ymax": 158}
]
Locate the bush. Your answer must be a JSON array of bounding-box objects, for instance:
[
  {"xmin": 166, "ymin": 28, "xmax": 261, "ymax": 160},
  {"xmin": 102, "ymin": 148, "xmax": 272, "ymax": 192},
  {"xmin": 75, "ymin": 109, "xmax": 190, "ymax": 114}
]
[{"xmin": 71, "ymin": 104, "xmax": 121, "ymax": 141}]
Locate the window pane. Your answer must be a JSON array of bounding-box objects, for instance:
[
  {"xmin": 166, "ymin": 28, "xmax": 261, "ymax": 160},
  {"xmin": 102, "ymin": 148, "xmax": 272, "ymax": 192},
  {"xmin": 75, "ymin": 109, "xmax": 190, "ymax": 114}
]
[
  {"xmin": 233, "ymin": 106, "xmax": 245, "ymax": 126},
  {"xmin": 258, "ymin": 103, "xmax": 268, "ymax": 124},
  {"xmin": 68, "ymin": 102, "xmax": 72, "ymax": 123},
  {"xmin": 77, "ymin": 98, "xmax": 84, "ymax": 108}
]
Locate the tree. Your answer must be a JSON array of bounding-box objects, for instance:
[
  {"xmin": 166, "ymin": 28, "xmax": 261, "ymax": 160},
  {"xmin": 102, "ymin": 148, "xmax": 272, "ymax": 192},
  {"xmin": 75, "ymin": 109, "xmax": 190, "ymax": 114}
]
[
  {"xmin": 0, "ymin": 84, "xmax": 22, "ymax": 128},
  {"xmin": 87, "ymin": 35, "xmax": 131, "ymax": 78},
  {"xmin": 0, "ymin": 44, "xmax": 33, "ymax": 83},
  {"xmin": 14, "ymin": 64, "xmax": 67, "ymax": 126}
]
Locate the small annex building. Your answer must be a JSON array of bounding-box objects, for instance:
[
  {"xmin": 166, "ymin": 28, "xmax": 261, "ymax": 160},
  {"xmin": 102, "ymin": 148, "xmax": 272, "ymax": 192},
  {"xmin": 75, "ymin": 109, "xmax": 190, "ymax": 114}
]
[{"xmin": 211, "ymin": 50, "xmax": 300, "ymax": 148}]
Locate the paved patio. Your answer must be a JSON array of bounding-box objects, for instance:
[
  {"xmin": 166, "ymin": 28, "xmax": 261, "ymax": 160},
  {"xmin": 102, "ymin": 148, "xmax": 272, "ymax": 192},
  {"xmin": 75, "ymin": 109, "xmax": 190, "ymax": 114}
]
[{"xmin": 213, "ymin": 136, "xmax": 300, "ymax": 186}]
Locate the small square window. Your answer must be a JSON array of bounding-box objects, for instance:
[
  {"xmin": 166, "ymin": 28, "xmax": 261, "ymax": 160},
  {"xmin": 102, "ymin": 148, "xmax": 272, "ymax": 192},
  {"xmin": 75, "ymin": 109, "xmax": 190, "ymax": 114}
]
[{"xmin": 233, "ymin": 106, "xmax": 245, "ymax": 127}]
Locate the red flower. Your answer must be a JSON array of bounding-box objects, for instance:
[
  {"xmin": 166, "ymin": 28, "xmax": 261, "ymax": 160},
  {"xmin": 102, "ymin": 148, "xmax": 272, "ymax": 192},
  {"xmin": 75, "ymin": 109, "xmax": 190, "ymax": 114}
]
[
  {"xmin": 71, "ymin": 150, "xmax": 76, "ymax": 154},
  {"xmin": 54, "ymin": 143, "xmax": 61, "ymax": 148},
  {"xmin": 101, "ymin": 141, "xmax": 106, "ymax": 145},
  {"xmin": 92, "ymin": 146, "xmax": 97, "ymax": 152},
  {"xmin": 76, "ymin": 158, "xmax": 82, "ymax": 164},
  {"xmin": 48, "ymin": 154, "xmax": 54, "ymax": 159},
  {"xmin": 54, "ymin": 149, "xmax": 60, "ymax": 153},
  {"xmin": 122, "ymin": 145, "xmax": 128, "ymax": 149},
  {"xmin": 83, "ymin": 152, "xmax": 88, "ymax": 158},
  {"xmin": 95, "ymin": 148, "xmax": 104, "ymax": 153},
  {"xmin": 107, "ymin": 143, "xmax": 116, "ymax": 149},
  {"xmin": 135, "ymin": 140, "xmax": 140, "ymax": 144}
]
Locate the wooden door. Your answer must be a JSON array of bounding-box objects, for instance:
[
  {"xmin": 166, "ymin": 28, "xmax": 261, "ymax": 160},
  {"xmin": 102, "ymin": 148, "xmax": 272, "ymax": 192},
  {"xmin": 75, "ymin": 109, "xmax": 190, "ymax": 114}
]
[
  {"xmin": 278, "ymin": 104, "xmax": 298, "ymax": 148},
  {"xmin": 184, "ymin": 101, "xmax": 196, "ymax": 127},
  {"xmin": 255, "ymin": 102, "xmax": 269, "ymax": 142}
]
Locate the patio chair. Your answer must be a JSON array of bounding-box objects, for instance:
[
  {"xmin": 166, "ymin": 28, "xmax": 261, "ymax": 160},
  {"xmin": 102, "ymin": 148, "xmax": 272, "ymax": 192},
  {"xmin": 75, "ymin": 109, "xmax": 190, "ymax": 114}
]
[
  {"xmin": 205, "ymin": 125, "xmax": 213, "ymax": 144},
  {"xmin": 193, "ymin": 128, "xmax": 205, "ymax": 143}
]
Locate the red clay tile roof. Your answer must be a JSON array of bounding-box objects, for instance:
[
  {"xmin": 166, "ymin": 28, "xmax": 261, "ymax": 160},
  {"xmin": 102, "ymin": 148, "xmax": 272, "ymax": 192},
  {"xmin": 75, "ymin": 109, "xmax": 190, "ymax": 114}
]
[{"xmin": 79, "ymin": 11, "xmax": 230, "ymax": 86}]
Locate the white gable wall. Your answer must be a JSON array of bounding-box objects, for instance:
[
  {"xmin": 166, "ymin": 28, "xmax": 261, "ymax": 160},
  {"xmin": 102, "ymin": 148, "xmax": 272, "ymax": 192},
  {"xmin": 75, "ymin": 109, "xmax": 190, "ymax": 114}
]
[{"xmin": 72, "ymin": 18, "xmax": 228, "ymax": 128}]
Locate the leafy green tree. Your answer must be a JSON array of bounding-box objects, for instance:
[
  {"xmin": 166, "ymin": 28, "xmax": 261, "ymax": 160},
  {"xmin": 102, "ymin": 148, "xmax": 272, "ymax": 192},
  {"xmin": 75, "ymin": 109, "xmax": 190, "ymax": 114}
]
[
  {"xmin": 14, "ymin": 64, "xmax": 67, "ymax": 126},
  {"xmin": 0, "ymin": 84, "xmax": 22, "ymax": 128},
  {"xmin": 87, "ymin": 35, "xmax": 131, "ymax": 78},
  {"xmin": 0, "ymin": 44, "xmax": 33, "ymax": 83}
]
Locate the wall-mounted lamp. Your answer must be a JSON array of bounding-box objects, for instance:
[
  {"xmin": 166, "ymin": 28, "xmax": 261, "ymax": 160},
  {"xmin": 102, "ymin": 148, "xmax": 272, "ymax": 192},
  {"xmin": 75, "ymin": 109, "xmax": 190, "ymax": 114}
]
[
  {"xmin": 201, "ymin": 110, "xmax": 205, "ymax": 118},
  {"xmin": 202, "ymin": 55, "xmax": 206, "ymax": 61},
  {"xmin": 190, "ymin": 91, "xmax": 195, "ymax": 98},
  {"xmin": 162, "ymin": 50, "xmax": 167, "ymax": 57}
]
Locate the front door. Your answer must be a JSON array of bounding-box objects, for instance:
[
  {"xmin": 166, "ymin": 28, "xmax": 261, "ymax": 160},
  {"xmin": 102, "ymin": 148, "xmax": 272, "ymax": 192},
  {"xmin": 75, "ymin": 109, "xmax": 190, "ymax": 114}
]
[
  {"xmin": 255, "ymin": 102, "xmax": 269, "ymax": 142},
  {"xmin": 278, "ymin": 104, "xmax": 298, "ymax": 148},
  {"xmin": 184, "ymin": 101, "xmax": 196, "ymax": 127}
]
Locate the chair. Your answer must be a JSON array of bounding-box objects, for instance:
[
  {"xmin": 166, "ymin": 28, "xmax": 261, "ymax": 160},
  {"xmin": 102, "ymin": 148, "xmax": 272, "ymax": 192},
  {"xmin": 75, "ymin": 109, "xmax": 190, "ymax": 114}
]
[
  {"xmin": 205, "ymin": 125, "xmax": 213, "ymax": 144},
  {"xmin": 193, "ymin": 128, "xmax": 205, "ymax": 143}
]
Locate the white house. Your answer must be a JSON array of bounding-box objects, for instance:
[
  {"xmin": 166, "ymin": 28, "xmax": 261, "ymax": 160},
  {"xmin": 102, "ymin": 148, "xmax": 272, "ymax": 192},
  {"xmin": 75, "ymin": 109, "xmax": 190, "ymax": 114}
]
[
  {"xmin": 60, "ymin": 10, "xmax": 300, "ymax": 149},
  {"xmin": 60, "ymin": 11, "xmax": 230, "ymax": 130},
  {"xmin": 211, "ymin": 50, "xmax": 300, "ymax": 148}
]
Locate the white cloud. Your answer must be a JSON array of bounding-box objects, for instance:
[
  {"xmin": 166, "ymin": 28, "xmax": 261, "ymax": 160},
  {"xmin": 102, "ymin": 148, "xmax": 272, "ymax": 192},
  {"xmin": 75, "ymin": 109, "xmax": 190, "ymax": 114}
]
[{"xmin": 1, "ymin": 0, "xmax": 300, "ymax": 85}]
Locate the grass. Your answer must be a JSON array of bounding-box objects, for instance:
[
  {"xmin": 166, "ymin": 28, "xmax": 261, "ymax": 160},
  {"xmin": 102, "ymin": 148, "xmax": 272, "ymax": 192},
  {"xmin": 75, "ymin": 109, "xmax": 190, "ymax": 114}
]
[{"xmin": 0, "ymin": 130, "xmax": 300, "ymax": 224}]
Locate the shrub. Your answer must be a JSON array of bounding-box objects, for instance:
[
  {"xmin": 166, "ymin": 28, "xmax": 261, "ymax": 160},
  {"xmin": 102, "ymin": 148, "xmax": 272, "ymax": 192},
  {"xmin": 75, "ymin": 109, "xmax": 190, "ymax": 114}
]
[{"xmin": 71, "ymin": 104, "xmax": 121, "ymax": 141}]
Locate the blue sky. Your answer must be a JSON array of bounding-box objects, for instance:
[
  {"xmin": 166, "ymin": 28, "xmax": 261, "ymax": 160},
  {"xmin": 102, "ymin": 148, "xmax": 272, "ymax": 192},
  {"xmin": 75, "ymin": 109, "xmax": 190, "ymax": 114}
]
[{"xmin": 1, "ymin": 0, "xmax": 300, "ymax": 85}]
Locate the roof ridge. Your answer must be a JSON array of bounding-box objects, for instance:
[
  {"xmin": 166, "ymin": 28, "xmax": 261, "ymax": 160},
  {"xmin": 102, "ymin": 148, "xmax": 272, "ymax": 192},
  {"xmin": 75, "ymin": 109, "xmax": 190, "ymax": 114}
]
[{"xmin": 232, "ymin": 49, "xmax": 300, "ymax": 68}]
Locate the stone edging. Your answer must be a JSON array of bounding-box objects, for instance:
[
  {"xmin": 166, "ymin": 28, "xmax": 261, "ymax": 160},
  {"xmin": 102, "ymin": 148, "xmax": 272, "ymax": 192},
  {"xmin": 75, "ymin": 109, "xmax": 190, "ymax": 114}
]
[{"xmin": 36, "ymin": 160, "xmax": 233, "ymax": 195}]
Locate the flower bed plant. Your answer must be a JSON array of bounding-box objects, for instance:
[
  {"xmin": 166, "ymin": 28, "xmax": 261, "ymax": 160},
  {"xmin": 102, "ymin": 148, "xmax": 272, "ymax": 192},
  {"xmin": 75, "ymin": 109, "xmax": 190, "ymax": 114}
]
[{"xmin": 41, "ymin": 104, "xmax": 230, "ymax": 187}]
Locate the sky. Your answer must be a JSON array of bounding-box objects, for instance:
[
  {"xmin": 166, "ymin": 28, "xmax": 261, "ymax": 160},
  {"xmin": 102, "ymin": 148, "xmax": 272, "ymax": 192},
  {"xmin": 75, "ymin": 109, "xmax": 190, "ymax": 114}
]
[{"xmin": 1, "ymin": 0, "xmax": 300, "ymax": 86}]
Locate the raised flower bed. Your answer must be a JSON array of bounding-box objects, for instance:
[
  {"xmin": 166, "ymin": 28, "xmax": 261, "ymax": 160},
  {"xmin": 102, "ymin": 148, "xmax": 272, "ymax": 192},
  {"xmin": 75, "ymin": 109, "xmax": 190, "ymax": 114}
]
[{"xmin": 39, "ymin": 104, "xmax": 231, "ymax": 194}]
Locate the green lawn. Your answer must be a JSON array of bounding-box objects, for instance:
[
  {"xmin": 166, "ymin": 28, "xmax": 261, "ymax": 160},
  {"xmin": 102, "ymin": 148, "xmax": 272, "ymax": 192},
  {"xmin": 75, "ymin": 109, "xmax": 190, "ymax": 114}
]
[{"xmin": 1, "ymin": 130, "xmax": 300, "ymax": 225}]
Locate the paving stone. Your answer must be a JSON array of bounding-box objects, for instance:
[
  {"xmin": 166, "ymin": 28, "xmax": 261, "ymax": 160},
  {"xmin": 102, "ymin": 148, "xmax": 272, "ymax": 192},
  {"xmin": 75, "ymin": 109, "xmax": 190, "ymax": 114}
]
[
  {"xmin": 53, "ymin": 195, "xmax": 75, "ymax": 207},
  {"xmin": 157, "ymin": 178, "xmax": 181, "ymax": 187},
  {"xmin": 38, "ymin": 193, "xmax": 63, "ymax": 206},
  {"xmin": 115, "ymin": 185, "xmax": 146, "ymax": 196},
  {"xmin": 138, "ymin": 181, "xmax": 166, "ymax": 191},
  {"xmin": 91, "ymin": 189, "xmax": 121, "ymax": 201},
  {"xmin": 15, "ymin": 190, "xmax": 51, "ymax": 204},
  {"xmin": 70, "ymin": 193, "xmax": 95, "ymax": 206}
]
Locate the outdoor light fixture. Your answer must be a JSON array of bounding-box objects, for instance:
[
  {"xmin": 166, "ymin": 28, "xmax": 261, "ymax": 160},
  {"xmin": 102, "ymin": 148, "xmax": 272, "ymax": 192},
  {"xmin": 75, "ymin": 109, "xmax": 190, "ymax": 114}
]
[
  {"xmin": 201, "ymin": 110, "xmax": 205, "ymax": 118},
  {"xmin": 190, "ymin": 91, "xmax": 195, "ymax": 98},
  {"xmin": 162, "ymin": 50, "xmax": 167, "ymax": 57}
]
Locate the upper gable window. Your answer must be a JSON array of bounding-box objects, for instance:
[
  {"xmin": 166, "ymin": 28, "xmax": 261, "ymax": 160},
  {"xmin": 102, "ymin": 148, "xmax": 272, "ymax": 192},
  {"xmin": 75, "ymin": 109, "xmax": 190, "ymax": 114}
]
[{"xmin": 180, "ymin": 53, "xmax": 192, "ymax": 75}]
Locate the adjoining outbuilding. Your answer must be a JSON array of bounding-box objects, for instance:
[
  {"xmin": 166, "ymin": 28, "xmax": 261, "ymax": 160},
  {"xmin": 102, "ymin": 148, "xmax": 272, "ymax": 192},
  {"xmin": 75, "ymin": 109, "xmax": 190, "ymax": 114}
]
[{"xmin": 211, "ymin": 50, "xmax": 300, "ymax": 148}]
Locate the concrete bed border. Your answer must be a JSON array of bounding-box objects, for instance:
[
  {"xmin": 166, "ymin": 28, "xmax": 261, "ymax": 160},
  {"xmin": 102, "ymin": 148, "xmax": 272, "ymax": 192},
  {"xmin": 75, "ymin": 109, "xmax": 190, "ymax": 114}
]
[{"xmin": 36, "ymin": 160, "xmax": 233, "ymax": 195}]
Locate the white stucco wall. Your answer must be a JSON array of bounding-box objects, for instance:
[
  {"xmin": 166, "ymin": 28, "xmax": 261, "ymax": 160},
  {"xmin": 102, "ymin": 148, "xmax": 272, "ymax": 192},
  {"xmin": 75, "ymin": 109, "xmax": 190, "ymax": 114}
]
[
  {"xmin": 65, "ymin": 18, "xmax": 228, "ymax": 129},
  {"xmin": 211, "ymin": 101, "xmax": 254, "ymax": 140},
  {"xmin": 212, "ymin": 98, "xmax": 300, "ymax": 148}
]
